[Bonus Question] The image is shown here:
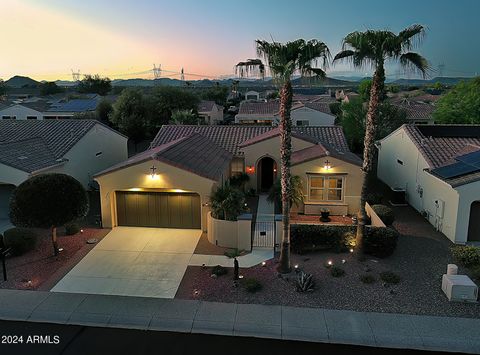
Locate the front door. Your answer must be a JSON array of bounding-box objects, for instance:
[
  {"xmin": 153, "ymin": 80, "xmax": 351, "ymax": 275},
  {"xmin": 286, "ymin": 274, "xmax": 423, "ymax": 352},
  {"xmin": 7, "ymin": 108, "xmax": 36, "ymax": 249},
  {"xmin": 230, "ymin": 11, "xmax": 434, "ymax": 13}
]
[
  {"xmin": 468, "ymin": 201, "xmax": 480, "ymax": 242},
  {"xmin": 258, "ymin": 157, "xmax": 276, "ymax": 192}
]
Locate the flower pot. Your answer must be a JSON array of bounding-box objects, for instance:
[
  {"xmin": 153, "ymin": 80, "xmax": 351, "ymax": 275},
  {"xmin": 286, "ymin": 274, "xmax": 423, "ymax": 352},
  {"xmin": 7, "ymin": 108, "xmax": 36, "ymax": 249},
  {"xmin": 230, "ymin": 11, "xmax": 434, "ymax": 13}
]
[{"xmin": 320, "ymin": 211, "xmax": 331, "ymax": 222}]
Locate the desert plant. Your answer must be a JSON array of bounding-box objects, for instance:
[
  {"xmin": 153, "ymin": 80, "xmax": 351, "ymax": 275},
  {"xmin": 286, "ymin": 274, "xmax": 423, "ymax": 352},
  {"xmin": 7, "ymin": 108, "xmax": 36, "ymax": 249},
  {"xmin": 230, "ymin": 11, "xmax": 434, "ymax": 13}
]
[
  {"xmin": 295, "ymin": 271, "xmax": 315, "ymax": 292},
  {"xmin": 371, "ymin": 204, "xmax": 395, "ymax": 225},
  {"xmin": 451, "ymin": 246, "xmax": 480, "ymax": 267},
  {"xmin": 360, "ymin": 274, "xmax": 376, "ymax": 284},
  {"xmin": 211, "ymin": 265, "xmax": 228, "ymax": 276},
  {"xmin": 65, "ymin": 222, "xmax": 80, "ymax": 236},
  {"xmin": 243, "ymin": 278, "xmax": 262, "ymax": 293},
  {"xmin": 210, "ymin": 183, "xmax": 245, "ymax": 221},
  {"xmin": 267, "ymin": 175, "xmax": 304, "ymax": 209},
  {"xmin": 330, "ymin": 266, "xmax": 345, "ymax": 277},
  {"xmin": 3, "ymin": 227, "xmax": 38, "ymax": 256},
  {"xmin": 224, "ymin": 249, "xmax": 242, "ymax": 258},
  {"xmin": 380, "ymin": 271, "xmax": 401, "ymax": 284},
  {"xmin": 363, "ymin": 227, "xmax": 399, "ymax": 258}
]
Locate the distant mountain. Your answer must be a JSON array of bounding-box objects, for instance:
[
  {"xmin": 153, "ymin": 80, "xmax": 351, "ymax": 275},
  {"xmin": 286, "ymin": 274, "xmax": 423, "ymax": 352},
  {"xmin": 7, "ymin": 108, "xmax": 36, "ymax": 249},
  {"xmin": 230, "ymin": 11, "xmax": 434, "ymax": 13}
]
[
  {"xmin": 391, "ymin": 76, "xmax": 472, "ymax": 86},
  {"xmin": 5, "ymin": 75, "xmax": 39, "ymax": 88}
]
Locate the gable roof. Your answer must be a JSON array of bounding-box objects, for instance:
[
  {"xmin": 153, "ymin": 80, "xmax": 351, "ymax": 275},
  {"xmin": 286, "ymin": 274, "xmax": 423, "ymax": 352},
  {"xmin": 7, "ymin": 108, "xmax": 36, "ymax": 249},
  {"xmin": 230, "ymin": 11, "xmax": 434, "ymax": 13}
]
[
  {"xmin": 0, "ymin": 120, "xmax": 125, "ymax": 173},
  {"xmin": 96, "ymin": 133, "xmax": 232, "ymax": 181},
  {"xmin": 152, "ymin": 125, "xmax": 351, "ymax": 156},
  {"xmin": 198, "ymin": 100, "xmax": 222, "ymax": 112},
  {"xmin": 392, "ymin": 102, "xmax": 435, "ymax": 120},
  {"xmin": 303, "ymin": 102, "xmax": 334, "ymax": 115},
  {"xmin": 238, "ymin": 101, "xmax": 280, "ymax": 116},
  {"xmin": 238, "ymin": 127, "xmax": 319, "ymax": 147}
]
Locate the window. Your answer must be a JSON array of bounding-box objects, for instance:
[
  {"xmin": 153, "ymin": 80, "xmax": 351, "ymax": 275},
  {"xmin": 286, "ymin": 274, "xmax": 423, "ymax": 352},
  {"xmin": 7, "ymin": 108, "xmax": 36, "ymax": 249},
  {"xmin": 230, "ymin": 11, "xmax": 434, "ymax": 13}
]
[
  {"xmin": 308, "ymin": 175, "xmax": 343, "ymax": 201},
  {"xmin": 2, "ymin": 116, "xmax": 15, "ymax": 119},
  {"xmin": 296, "ymin": 120, "xmax": 309, "ymax": 127},
  {"xmin": 230, "ymin": 158, "xmax": 244, "ymax": 176},
  {"xmin": 397, "ymin": 159, "xmax": 404, "ymax": 165},
  {"xmin": 95, "ymin": 151, "xmax": 103, "ymax": 157},
  {"xmin": 27, "ymin": 116, "xmax": 37, "ymax": 120}
]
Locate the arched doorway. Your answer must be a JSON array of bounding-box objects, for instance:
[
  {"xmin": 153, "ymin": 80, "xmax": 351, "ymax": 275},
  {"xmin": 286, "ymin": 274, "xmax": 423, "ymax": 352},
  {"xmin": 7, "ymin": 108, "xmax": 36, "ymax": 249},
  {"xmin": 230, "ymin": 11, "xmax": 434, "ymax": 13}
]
[
  {"xmin": 257, "ymin": 156, "xmax": 277, "ymax": 192},
  {"xmin": 468, "ymin": 201, "xmax": 480, "ymax": 242}
]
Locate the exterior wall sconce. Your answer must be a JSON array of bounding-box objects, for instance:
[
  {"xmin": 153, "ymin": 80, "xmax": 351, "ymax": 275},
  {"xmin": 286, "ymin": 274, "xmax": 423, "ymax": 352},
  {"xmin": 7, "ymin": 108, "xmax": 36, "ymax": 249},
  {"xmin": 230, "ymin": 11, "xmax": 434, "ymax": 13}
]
[
  {"xmin": 150, "ymin": 165, "xmax": 158, "ymax": 179},
  {"xmin": 246, "ymin": 166, "xmax": 255, "ymax": 174},
  {"xmin": 324, "ymin": 160, "xmax": 331, "ymax": 170}
]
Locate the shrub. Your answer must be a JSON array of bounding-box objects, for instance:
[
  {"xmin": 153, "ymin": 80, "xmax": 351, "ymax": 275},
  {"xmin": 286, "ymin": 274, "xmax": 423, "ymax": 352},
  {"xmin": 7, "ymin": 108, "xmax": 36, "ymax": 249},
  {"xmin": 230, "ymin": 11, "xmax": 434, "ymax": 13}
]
[
  {"xmin": 380, "ymin": 271, "xmax": 401, "ymax": 284},
  {"xmin": 229, "ymin": 173, "xmax": 249, "ymax": 189},
  {"xmin": 243, "ymin": 278, "xmax": 262, "ymax": 293},
  {"xmin": 330, "ymin": 266, "xmax": 345, "ymax": 277},
  {"xmin": 210, "ymin": 183, "xmax": 245, "ymax": 221},
  {"xmin": 363, "ymin": 227, "xmax": 399, "ymax": 258},
  {"xmin": 290, "ymin": 225, "xmax": 356, "ymax": 254},
  {"xmin": 451, "ymin": 246, "xmax": 480, "ymax": 267},
  {"xmin": 224, "ymin": 249, "xmax": 242, "ymax": 258},
  {"xmin": 366, "ymin": 192, "xmax": 383, "ymax": 205},
  {"xmin": 469, "ymin": 265, "xmax": 480, "ymax": 281},
  {"xmin": 65, "ymin": 222, "xmax": 80, "ymax": 235},
  {"xmin": 3, "ymin": 227, "xmax": 38, "ymax": 256},
  {"xmin": 211, "ymin": 265, "xmax": 228, "ymax": 276},
  {"xmin": 371, "ymin": 204, "xmax": 395, "ymax": 225},
  {"xmin": 360, "ymin": 274, "xmax": 376, "ymax": 284},
  {"xmin": 295, "ymin": 271, "xmax": 315, "ymax": 292}
]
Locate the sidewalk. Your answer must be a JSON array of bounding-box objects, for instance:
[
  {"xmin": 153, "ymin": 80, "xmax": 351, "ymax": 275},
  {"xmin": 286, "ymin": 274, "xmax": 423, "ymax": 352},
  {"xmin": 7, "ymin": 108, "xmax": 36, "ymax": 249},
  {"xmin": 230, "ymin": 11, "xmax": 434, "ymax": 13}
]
[{"xmin": 0, "ymin": 289, "xmax": 479, "ymax": 353}]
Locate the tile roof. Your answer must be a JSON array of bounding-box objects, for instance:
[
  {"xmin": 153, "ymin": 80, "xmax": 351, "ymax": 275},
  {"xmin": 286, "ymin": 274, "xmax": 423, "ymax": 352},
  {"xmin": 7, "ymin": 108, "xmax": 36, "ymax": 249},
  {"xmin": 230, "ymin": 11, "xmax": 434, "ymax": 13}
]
[
  {"xmin": 198, "ymin": 100, "xmax": 221, "ymax": 112},
  {"xmin": 152, "ymin": 125, "xmax": 351, "ymax": 156},
  {"xmin": 0, "ymin": 120, "xmax": 122, "ymax": 173},
  {"xmin": 238, "ymin": 127, "xmax": 319, "ymax": 147},
  {"xmin": 392, "ymin": 102, "xmax": 435, "ymax": 120},
  {"xmin": 303, "ymin": 102, "xmax": 334, "ymax": 115},
  {"xmin": 96, "ymin": 133, "xmax": 232, "ymax": 181},
  {"xmin": 47, "ymin": 99, "xmax": 98, "ymax": 113},
  {"xmin": 238, "ymin": 101, "xmax": 280, "ymax": 116},
  {"xmin": 403, "ymin": 124, "xmax": 480, "ymax": 186},
  {"xmin": 291, "ymin": 144, "xmax": 329, "ymax": 165}
]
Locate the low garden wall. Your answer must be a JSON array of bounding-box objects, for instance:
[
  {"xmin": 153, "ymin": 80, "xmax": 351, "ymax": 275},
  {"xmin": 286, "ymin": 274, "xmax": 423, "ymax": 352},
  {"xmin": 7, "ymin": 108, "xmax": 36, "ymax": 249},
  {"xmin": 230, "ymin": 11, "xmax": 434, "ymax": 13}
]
[
  {"xmin": 207, "ymin": 212, "xmax": 252, "ymax": 251},
  {"xmin": 365, "ymin": 202, "xmax": 387, "ymax": 227}
]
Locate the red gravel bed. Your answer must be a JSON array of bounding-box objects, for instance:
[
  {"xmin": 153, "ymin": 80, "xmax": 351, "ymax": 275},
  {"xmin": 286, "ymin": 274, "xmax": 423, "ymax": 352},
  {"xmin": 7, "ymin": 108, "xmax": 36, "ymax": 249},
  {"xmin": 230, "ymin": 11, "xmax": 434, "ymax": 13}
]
[
  {"xmin": 291, "ymin": 213, "xmax": 354, "ymax": 225},
  {"xmin": 0, "ymin": 228, "xmax": 110, "ymax": 291}
]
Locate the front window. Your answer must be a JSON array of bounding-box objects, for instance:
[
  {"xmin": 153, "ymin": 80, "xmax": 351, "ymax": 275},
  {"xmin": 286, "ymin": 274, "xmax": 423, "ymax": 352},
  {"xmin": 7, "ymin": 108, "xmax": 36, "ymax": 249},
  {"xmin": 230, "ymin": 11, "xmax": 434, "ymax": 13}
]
[
  {"xmin": 296, "ymin": 120, "xmax": 309, "ymax": 126},
  {"xmin": 308, "ymin": 175, "xmax": 343, "ymax": 201},
  {"xmin": 230, "ymin": 158, "xmax": 244, "ymax": 176}
]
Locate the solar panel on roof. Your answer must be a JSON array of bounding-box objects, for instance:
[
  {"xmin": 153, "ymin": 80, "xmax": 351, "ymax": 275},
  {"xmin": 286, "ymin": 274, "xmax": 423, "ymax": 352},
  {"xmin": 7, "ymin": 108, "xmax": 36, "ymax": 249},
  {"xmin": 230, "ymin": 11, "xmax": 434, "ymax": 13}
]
[
  {"xmin": 431, "ymin": 161, "xmax": 479, "ymax": 179},
  {"xmin": 456, "ymin": 150, "xmax": 480, "ymax": 169}
]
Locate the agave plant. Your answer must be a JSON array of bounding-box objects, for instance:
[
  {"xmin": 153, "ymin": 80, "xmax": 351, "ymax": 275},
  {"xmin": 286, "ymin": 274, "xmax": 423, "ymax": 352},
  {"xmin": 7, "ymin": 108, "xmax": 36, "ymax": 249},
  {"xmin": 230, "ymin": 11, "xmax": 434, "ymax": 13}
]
[{"xmin": 295, "ymin": 271, "xmax": 315, "ymax": 292}]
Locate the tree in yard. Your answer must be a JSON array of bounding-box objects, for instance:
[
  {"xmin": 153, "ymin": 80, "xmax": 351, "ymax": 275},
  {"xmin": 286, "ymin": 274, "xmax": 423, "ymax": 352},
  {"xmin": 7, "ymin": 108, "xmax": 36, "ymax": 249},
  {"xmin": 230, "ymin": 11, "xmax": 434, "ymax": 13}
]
[
  {"xmin": 78, "ymin": 74, "xmax": 112, "ymax": 96},
  {"xmin": 111, "ymin": 88, "xmax": 149, "ymax": 147},
  {"xmin": 333, "ymin": 24, "xmax": 429, "ymax": 253},
  {"xmin": 236, "ymin": 39, "xmax": 330, "ymax": 273},
  {"xmin": 433, "ymin": 77, "xmax": 480, "ymax": 124},
  {"xmin": 201, "ymin": 85, "xmax": 229, "ymax": 106},
  {"xmin": 0, "ymin": 79, "xmax": 6, "ymax": 96},
  {"xmin": 170, "ymin": 109, "xmax": 200, "ymax": 125},
  {"xmin": 267, "ymin": 175, "xmax": 304, "ymax": 211},
  {"xmin": 210, "ymin": 183, "xmax": 246, "ymax": 221},
  {"xmin": 96, "ymin": 98, "xmax": 113, "ymax": 123},
  {"xmin": 9, "ymin": 174, "xmax": 89, "ymax": 256},
  {"xmin": 39, "ymin": 81, "xmax": 64, "ymax": 96}
]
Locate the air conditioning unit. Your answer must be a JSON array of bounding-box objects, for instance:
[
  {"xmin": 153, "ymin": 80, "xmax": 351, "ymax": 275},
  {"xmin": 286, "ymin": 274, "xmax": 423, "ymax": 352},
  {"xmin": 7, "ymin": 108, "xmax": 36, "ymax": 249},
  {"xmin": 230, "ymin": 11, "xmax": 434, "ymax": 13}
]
[{"xmin": 442, "ymin": 274, "xmax": 478, "ymax": 302}]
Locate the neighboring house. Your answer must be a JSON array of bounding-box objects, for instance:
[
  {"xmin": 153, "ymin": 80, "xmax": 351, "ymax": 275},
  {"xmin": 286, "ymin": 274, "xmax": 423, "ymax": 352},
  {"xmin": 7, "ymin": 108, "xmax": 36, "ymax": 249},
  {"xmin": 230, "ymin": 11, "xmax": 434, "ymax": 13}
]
[
  {"xmin": 235, "ymin": 101, "xmax": 336, "ymax": 126},
  {"xmin": 336, "ymin": 90, "xmax": 359, "ymax": 103},
  {"xmin": 377, "ymin": 124, "xmax": 480, "ymax": 244},
  {"xmin": 95, "ymin": 125, "xmax": 362, "ymax": 232},
  {"xmin": 391, "ymin": 101, "xmax": 435, "ymax": 124},
  {"xmin": 0, "ymin": 100, "xmax": 51, "ymax": 120},
  {"xmin": 245, "ymin": 90, "xmax": 260, "ymax": 101},
  {"xmin": 0, "ymin": 120, "xmax": 128, "ymax": 220},
  {"xmin": 44, "ymin": 98, "xmax": 99, "ymax": 119},
  {"xmin": 197, "ymin": 100, "xmax": 224, "ymax": 125}
]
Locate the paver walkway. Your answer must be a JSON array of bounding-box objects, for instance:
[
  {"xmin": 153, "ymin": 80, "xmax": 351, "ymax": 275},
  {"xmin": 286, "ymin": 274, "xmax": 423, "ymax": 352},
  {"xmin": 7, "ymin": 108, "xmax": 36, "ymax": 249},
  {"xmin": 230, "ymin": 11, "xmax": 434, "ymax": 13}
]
[{"xmin": 0, "ymin": 289, "xmax": 479, "ymax": 353}]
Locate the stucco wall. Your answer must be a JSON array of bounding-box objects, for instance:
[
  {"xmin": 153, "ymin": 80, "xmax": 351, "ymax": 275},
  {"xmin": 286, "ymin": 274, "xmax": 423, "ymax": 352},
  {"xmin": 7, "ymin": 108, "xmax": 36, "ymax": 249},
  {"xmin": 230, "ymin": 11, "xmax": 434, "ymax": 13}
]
[
  {"xmin": 456, "ymin": 180, "xmax": 480, "ymax": 244},
  {"xmin": 0, "ymin": 105, "xmax": 44, "ymax": 120},
  {"xmin": 207, "ymin": 212, "xmax": 252, "ymax": 250},
  {"xmin": 0, "ymin": 164, "xmax": 29, "ymax": 186},
  {"xmin": 289, "ymin": 107, "xmax": 335, "ymax": 126},
  {"xmin": 291, "ymin": 156, "xmax": 363, "ymax": 216},
  {"xmin": 95, "ymin": 159, "xmax": 222, "ymax": 231},
  {"xmin": 45, "ymin": 124, "xmax": 128, "ymax": 187}
]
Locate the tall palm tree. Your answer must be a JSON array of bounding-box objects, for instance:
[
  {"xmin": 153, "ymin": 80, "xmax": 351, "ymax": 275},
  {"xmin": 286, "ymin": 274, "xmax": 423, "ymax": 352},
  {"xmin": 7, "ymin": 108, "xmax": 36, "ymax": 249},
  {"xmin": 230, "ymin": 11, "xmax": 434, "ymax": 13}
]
[
  {"xmin": 333, "ymin": 25, "xmax": 428, "ymax": 252},
  {"xmin": 236, "ymin": 39, "xmax": 330, "ymax": 273}
]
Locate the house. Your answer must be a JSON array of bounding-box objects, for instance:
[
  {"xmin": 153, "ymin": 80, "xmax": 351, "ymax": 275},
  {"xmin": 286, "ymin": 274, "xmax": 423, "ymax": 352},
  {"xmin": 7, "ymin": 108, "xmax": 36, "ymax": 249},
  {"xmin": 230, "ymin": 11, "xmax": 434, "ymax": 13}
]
[
  {"xmin": 0, "ymin": 100, "xmax": 51, "ymax": 120},
  {"xmin": 244, "ymin": 90, "xmax": 260, "ymax": 101},
  {"xmin": 235, "ymin": 100, "xmax": 336, "ymax": 126},
  {"xmin": 95, "ymin": 125, "xmax": 362, "ymax": 233},
  {"xmin": 44, "ymin": 98, "xmax": 99, "ymax": 119},
  {"xmin": 376, "ymin": 124, "xmax": 480, "ymax": 244},
  {"xmin": 0, "ymin": 120, "xmax": 128, "ymax": 220},
  {"xmin": 197, "ymin": 100, "xmax": 224, "ymax": 125},
  {"xmin": 391, "ymin": 101, "xmax": 435, "ymax": 124}
]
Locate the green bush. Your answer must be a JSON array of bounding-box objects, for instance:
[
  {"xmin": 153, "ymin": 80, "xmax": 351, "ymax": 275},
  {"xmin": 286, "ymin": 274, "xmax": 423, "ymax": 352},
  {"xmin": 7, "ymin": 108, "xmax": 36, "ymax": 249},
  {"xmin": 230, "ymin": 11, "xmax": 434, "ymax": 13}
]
[
  {"xmin": 371, "ymin": 204, "xmax": 395, "ymax": 225},
  {"xmin": 211, "ymin": 265, "xmax": 228, "ymax": 276},
  {"xmin": 290, "ymin": 225, "xmax": 356, "ymax": 254},
  {"xmin": 380, "ymin": 271, "xmax": 401, "ymax": 284},
  {"xmin": 366, "ymin": 192, "xmax": 383, "ymax": 205},
  {"xmin": 469, "ymin": 265, "xmax": 480, "ymax": 281},
  {"xmin": 65, "ymin": 222, "xmax": 80, "ymax": 235},
  {"xmin": 360, "ymin": 274, "xmax": 376, "ymax": 284},
  {"xmin": 451, "ymin": 246, "xmax": 480, "ymax": 267},
  {"xmin": 363, "ymin": 227, "xmax": 399, "ymax": 258},
  {"xmin": 3, "ymin": 227, "xmax": 38, "ymax": 256},
  {"xmin": 330, "ymin": 266, "xmax": 345, "ymax": 277},
  {"xmin": 243, "ymin": 278, "xmax": 262, "ymax": 293}
]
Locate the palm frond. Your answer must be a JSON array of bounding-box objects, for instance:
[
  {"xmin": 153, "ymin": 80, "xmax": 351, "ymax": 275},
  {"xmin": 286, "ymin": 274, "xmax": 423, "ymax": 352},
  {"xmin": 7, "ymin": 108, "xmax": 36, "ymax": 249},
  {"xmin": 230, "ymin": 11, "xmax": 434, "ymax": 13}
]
[
  {"xmin": 235, "ymin": 59, "xmax": 265, "ymax": 78},
  {"xmin": 397, "ymin": 24, "xmax": 426, "ymax": 50},
  {"xmin": 399, "ymin": 52, "xmax": 430, "ymax": 78},
  {"xmin": 333, "ymin": 50, "xmax": 355, "ymax": 62}
]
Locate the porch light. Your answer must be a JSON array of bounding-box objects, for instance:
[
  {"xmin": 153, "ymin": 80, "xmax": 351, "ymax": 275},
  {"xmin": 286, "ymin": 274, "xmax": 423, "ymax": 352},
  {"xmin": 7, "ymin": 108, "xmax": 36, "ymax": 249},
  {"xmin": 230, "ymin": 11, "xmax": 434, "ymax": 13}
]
[
  {"xmin": 246, "ymin": 166, "xmax": 255, "ymax": 174},
  {"xmin": 273, "ymin": 167, "xmax": 277, "ymax": 173},
  {"xmin": 150, "ymin": 165, "xmax": 158, "ymax": 179},
  {"xmin": 324, "ymin": 160, "xmax": 331, "ymax": 170}
]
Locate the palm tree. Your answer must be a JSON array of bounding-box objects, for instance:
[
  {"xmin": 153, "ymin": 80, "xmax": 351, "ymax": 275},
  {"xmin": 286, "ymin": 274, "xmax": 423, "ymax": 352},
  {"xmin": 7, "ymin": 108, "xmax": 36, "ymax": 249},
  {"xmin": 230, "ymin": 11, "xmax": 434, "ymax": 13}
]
[
  {"xmin": 333, "ymin": 25, "xmax": 428, "ymax": 252},
  {"xmin": 236, "ymin": 39, "xmax": 330, "ymax": 273}
]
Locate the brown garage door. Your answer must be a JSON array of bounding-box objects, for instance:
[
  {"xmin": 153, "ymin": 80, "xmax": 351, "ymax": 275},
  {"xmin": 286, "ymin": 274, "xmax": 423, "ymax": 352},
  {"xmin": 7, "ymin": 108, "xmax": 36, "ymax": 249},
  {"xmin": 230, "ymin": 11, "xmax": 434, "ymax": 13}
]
[{"xmin": 116, "ymin": 191, "xmax": 201, "ymax": 229}]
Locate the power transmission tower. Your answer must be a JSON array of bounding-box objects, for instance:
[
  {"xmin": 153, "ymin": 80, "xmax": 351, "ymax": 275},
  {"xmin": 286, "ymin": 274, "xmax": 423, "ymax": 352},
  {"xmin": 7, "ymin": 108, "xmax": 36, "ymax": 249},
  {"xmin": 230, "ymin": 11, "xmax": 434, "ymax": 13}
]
[
  {"xmin": 153, "ymin": 64, "xmax": 162, "ymax": 79},
  {"xmin": 438, "ymin": 63, "xmax": 445, "ymax": 77},
  {"xmin": 71, "ymin": 69, "xmax": 81, "ymax": 82},
  {"xmin": 180, "ymin": 67, "xmax": 185, "ymax": 81}
]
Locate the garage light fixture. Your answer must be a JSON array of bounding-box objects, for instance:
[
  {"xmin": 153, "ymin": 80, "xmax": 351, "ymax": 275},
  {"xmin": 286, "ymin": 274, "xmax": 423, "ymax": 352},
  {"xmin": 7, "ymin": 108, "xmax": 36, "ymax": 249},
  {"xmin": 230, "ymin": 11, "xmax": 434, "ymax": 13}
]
[
  {"xmin": 324, "ymin": 160, "xmax": 331, "ymax": 170},
  {"xmin": 150, "ymin": 165, "xmax": 158, "ymax": 179}
]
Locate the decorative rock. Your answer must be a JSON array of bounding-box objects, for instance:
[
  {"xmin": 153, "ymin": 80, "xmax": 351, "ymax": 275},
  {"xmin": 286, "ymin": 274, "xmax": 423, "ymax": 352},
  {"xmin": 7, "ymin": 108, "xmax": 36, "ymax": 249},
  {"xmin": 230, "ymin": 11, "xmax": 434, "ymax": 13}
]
[
  {"xmin": 86, "ymin": 238, "xmax": 98, "ymax": 244},
  {"xmin": 210, "ymin": 274, "xmax": 217, "ymax": 279}
]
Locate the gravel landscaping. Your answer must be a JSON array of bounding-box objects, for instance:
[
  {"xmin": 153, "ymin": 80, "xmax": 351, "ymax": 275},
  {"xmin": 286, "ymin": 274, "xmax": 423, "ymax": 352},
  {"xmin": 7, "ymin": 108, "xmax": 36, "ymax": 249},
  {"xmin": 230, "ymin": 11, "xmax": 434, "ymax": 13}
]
[
  {"xmin": 0, "ymin": 227, "xmax": 109, "ymax": 291},
  {"xmin": 176, "ymin": 207, "xmax": 480, "ymax": 318}
]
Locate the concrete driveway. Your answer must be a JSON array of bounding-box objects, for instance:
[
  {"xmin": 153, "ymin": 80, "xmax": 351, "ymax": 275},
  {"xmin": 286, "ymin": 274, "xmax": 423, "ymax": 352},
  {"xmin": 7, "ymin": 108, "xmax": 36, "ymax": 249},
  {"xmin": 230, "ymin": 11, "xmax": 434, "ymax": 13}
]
[{"xmin": 51, "ymin": 227, "xmax": 202, "ymax": 298}]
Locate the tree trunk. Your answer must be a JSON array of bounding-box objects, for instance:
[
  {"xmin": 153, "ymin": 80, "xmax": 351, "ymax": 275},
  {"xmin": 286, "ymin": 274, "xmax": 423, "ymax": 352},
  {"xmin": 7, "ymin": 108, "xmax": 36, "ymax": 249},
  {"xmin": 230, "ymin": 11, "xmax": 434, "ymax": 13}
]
[
  {"xmin": 356, "ymin": 64, "xmax": 384, "ymax": 254},
  {"xmin": 51, "ymin": 226, "xmax": 59, "ymax": 256},
  {"xmin": 277, "ymin": 81, "xmax": 293, "ymax": 274}
]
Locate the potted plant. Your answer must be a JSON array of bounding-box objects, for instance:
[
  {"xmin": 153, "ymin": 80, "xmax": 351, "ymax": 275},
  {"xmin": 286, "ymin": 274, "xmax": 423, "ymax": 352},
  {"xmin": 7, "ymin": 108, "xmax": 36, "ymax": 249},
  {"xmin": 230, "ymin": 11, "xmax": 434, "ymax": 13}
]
[{"xmin": 320, "ymin": 208, "xmax": 331, "ymax": 222}]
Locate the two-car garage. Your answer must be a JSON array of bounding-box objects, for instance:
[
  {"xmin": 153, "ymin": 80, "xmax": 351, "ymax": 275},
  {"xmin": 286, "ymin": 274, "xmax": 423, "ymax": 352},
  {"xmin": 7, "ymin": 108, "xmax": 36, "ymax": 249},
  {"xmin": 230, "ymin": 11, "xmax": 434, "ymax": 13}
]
[{"xmin": 116, "ymin": 191, "xmax": 201, "ymax": 229}]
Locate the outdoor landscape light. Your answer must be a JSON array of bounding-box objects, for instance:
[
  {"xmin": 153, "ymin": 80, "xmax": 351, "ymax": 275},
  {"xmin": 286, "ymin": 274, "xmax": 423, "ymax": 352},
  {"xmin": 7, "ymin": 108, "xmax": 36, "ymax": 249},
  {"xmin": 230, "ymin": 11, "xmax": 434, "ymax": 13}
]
[
  {"xmin": 238, "ymin": 275, "xmax": 244, "ymax": 279},
  {"xmin": 324, "ymin": 160, "xmax": 331, "ymax": 170},
  {"xmin": 349, "ymin": 248, "xmax": 354, "ymax": 253},
  {"xmin": 327, "ymin": 260, "xmax": 333, "ymax": 266},
  {"xmin": 262, "ymin": 261, "xmax": 266, "ymax": 266},
  {"xmin": 294, "ymin": 264, "xmax": 299, "ymax": 269},
  {"xmin": 80, "ymin": 229, "xmax": 84, "ymax": 233},
  {"xmin": 342, "ymin": 259, "xmax": 346, "ymax": 264}
]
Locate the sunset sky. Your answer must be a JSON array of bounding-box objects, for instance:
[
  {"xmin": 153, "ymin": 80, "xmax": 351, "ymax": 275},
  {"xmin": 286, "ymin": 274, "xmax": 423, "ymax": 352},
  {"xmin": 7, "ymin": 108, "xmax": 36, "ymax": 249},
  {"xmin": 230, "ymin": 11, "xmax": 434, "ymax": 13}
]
[{"xmin": 1, "ymin": 0, "xmax": 479, "ymax": 81}]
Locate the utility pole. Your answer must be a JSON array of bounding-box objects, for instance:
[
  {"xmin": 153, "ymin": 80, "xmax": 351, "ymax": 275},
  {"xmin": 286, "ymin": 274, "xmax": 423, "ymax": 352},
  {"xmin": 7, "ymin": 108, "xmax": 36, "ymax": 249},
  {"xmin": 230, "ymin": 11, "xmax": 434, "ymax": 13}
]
[
  {"xmin": 153, "ymin": 64, "xmax": 162, "ymax": 79},
  {"xmin": 180, "ymin": 67, "xmax": 185, "ymax": 81},
  {"xmin": 71, "ymin": 69, "xmax": 81, "ymax": 82}
]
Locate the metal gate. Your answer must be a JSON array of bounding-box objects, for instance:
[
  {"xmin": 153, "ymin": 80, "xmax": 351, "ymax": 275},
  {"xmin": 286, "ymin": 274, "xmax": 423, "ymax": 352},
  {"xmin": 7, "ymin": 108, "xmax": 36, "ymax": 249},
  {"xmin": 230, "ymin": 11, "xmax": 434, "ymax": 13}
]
[{"xmin": 252, "ymin": 221, "xmax": 275, "ymax": 248}]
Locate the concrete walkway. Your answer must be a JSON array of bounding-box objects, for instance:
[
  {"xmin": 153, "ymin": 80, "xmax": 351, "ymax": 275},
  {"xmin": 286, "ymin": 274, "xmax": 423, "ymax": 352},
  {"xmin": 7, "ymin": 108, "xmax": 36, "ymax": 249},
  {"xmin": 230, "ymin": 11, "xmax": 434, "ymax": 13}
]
[
  {"xmin": 189, "ymin": 248, "xmax": 273, "ymax": 268},
  {"xmin": 0, "ymin": 289, "xmax": 479, "ymax": 353},
  {"xmin": 256, "ymin": 194, "xmax": 275, "ymax": 222}
]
